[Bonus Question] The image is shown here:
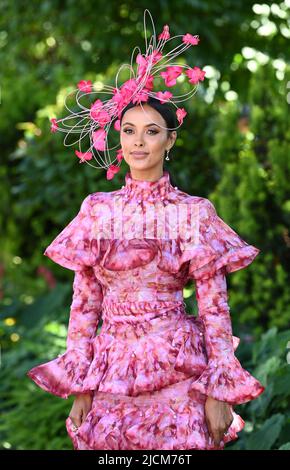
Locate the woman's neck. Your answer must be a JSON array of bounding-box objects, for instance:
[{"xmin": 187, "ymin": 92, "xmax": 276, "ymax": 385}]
[{"xmin": 129, "ymin": 167, "xmax": 164, "ymax": 182}]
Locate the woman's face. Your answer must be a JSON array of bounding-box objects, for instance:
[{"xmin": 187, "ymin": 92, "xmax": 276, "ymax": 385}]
[{"xmin": 120, "ymin": 104, "xmax": 176, "ymax": 174}]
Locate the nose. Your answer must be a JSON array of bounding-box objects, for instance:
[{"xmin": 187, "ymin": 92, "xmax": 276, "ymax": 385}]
[
  {"xmin": 133, "ymin": 132, "xmax": 146, "ymax": 147},
  {"xmin": 134, "ymin": 139, "xmax": 145, "ymax": 147}
]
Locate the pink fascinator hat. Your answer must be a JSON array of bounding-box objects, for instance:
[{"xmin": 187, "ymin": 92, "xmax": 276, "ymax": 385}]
[{"xmin": 49, "ymin": 9, "xmax": 207, "ymax": 180}]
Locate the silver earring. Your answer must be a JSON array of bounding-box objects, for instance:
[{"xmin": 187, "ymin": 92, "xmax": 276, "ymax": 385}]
[{"xmin": 165, "ymin": 149, "xmax": 170, "ymax": 160}]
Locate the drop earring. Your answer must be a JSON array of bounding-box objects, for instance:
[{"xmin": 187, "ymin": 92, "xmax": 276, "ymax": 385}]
[{"xmin": 165, "ymin": 149, "xmax": 170, "ymax": 161}]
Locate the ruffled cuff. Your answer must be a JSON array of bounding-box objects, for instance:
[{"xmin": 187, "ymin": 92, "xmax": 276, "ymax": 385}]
[
  {"xmin": 27, "ymin": 348, "xmax": 94, "ymax": 399},
  {"xmin": 189, "ymin": 354, "xmax": 265, "ymax": 405}
]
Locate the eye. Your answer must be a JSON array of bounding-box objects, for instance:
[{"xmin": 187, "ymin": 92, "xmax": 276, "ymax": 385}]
[
  {"xmin": 123, "ymin": 128, "xmax": 159, "ymax": 135},
  {"xmin": 148, "ymin": 129, "xmax": 158, "ymax": 135}
]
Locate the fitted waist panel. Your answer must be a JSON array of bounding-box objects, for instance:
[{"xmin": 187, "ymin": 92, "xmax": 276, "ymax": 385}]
[
  {"xmin": 101, "ymin": 296, "xmax": 186, "ymax": 324},
  {"xmin": 103, "ymin": 287, "xmax": 183, "ymax": 303}
]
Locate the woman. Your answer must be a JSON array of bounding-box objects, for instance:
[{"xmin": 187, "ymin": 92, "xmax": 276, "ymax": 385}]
[{"xmin": 27, "ymin": 97, "xmax": 265, "ymax": 450}]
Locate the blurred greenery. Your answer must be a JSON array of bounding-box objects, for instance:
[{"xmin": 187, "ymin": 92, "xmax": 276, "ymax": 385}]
[{"xmin": 0, "ymin": 0, "xmax": 289, "ymax": 450}]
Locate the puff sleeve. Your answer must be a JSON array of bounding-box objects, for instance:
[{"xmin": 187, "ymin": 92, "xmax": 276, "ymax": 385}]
[
  {"xmin": 27, "ymin": 196, "xmax": 104, "ymax": 399},
  {"xmin": 43, "ymin": 194, "xmax": 98, "ymax": 271},
  {"xmin": 185, "ymin": 198, "xmax": 261, "ymax": 281},
  {"xmin": 187, "ymin": 199, "xmax": 265, "ymax": 404}
]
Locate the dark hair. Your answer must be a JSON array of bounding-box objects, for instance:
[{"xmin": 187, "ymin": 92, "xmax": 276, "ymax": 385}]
[{"xmin": 119, "ymin": 97, "xmax": 177, "ymax": 138}]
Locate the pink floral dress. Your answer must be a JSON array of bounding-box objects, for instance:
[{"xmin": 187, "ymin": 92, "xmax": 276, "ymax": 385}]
[{"xmin": 27, "ymin": 170, "xmax": 265, "ymax": 450}]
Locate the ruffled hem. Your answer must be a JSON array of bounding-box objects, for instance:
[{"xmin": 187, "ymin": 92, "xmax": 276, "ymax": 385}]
[
  {"xmin": 79, "ymin": 320, "xmax": 240, "ymax": 397},
  {"xmin": 27, "ymin": 318, "xmax": 242, "ymax": 400},
  {"xmin": 189, "ymin": 355, "xmax": 265, "ymax": 405},
  {"xmin": 80, "ymin": 330, "xmax": 206, "ymax": 395},
  {"xmin": 27, "ymin": 348, "xmax": 93, "ymax": 399},
  {"xmin": 65, "ymin": 384, "xmax": 245, "ymax": 450}
]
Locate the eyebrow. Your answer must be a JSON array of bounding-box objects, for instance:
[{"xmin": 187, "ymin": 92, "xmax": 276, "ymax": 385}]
[{"xmin": 122, "ymin": 122, "xmax": 161, "ymax": 128}]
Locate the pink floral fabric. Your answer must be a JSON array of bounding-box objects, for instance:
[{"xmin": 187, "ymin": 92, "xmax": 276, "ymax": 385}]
[{"xmin": 27, "ymin": 170, "xmax": 265, "ymax": 450}]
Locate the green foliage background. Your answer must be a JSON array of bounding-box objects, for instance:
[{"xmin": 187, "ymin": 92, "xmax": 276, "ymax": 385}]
[{"xmin": 0, "ymin": 0, "xmax": 289, "ymax": 450}]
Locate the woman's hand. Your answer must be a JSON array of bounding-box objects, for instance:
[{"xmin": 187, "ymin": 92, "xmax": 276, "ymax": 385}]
[
  {"xmin": 205, "ymin": 396, "xmax": 234, "ymax": 447},
  {"xmin": 69, "ymin": 392, "xmax": 93, "ymax": 430}
]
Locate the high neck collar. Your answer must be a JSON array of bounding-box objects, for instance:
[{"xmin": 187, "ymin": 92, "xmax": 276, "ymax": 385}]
[{"xmin": 122, "ymin": 170, "xmax": 173, "ymax": 202}]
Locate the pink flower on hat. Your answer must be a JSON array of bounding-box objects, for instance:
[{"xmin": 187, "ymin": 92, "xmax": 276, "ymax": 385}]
[
  {"xmin": 155, "ymin": 91, "xmax": 173, "ymax": 104},
  {"xmin": 182, "ymin": 34, "xmax": 200, "ymax": 46},
  {"xmin": 176, "ymin": 108, "xmax": 187, "ymax": 124},
  {"xmin": 112, "ymin": 88, "xmax": 124, "ymax": 108},
  {"xmin": 90, "ymin": 100, "xmax": 111, "ymax": 126},
  {"xmin": 136, "ymin": 51, "xmax": 162, "ymax": 78},
  {"xmin": 116, "ymin": 148, "xmax": 123, "ymax": 162},
  {"xmin": 93, "ymin": 129, "xmax": 107, "ymax": 151},
  {"xmin": 106, "ymin": 164, "xmax": 121, "ymax": 180},
  {"xmin": 148, "ymin": 50, "xmax": 162, "ymax": 65},
  {"xmin": 132, "ymin": 89, "xmax": 150, "ymax": 104},
  {"xmin": 90, "ymin": 99, "xmax": 102, "ymax": 115},
  {"xmin": 143, "ymin": 74, "xmax": 154, "ymax": 91},
  {"xmin": 160, "ymin": 66, "xmax": 183, "ymax": 87},
  {"xmin": 50, "ymin": 118, "xmax": 58, "ymax": 133},
  {"xmin": 158, "ymin": 25, "xmax": 170, "ymax": 41},
  {"xmin": 77, "ymin": 80, "xmax": 93, "ymax": 93},
  {"xmin": 121, "ymin": 79, "xmax": 138, "ymax": 96},
  {"xmin": 117, "ymin": 79, "xmax": 139, "ymax": 108},
  {"xmin": 185, "ymin": 66, "xmax": 206, "ymax": 84},
  {"xmin": 114, "ymin": 119, "xmax": 121, "ymax": 131},
  {"xmin": 75, "ymin": 150, "xmax": 93, "ymax": 162},
  {"xmin": 136, "ymin": 54, "xmax": 148, "ymax": 77}
]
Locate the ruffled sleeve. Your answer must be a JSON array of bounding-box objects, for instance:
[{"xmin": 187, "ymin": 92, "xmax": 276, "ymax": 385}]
[
  {"xmin": 27, "ymin": 267, "xmax": 103, "ymax": 398},
  {"xmin": 43, "ymin": 194, "xmax": 98, "ymax": 271},
  {"xmin": 180, "ymin": 198, "xmax": 261, "ymax": 281},
  {"xmin": 184, "ymin": 199, "xmax": 265, "ymax": 404},
  {"xmin": 189, "ymin": 271, "xmax": 265, "ymax": 404}
]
